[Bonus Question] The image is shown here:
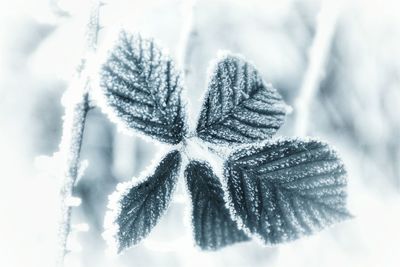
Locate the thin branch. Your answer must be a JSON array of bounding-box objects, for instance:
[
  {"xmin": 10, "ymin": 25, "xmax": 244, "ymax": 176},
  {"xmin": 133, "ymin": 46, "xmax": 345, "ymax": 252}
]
[
  {"xmin": 294, "ymin": 0, "xmax": 342, "ymax": 136},
  {"xmin": 56, "ymin": 1, "xmax": 102, "ymax": 266}
]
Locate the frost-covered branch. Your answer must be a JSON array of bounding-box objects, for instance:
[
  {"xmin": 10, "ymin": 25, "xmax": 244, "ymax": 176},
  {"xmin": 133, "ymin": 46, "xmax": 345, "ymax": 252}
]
[
  {"xmin": 294, "ymin": 0, "xmax": 342, "ymax": 136},
  {"xmin": 56, "ymin": 1, "xmax": 102, "ymax": 266}
]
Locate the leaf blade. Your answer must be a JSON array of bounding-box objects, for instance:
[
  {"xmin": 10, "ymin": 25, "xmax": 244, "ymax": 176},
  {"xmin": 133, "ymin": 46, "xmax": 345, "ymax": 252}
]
[
  {"xmin": 103, "ymin": 150, "xmax": 182, "ymax": 253},
  {"xmin": 224, "ymin": 138, "xmax": 351, "ymax": 245},
  {"xmin": 99, "ymin": 31, "xmax": 187, "ymax": 144},
  {"xmin": 196, "ymin": 54, "xmax": 286, "ymax": 144},
  {"xmin": 185, "ymin": 161, "xmax": 250, "ymax": 250}
]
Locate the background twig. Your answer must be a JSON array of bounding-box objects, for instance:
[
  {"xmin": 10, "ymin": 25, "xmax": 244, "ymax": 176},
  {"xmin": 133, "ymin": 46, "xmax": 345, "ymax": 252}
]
[{"xmin": 294, "ymin": 0, "xmax": 342, "ymax": 136}]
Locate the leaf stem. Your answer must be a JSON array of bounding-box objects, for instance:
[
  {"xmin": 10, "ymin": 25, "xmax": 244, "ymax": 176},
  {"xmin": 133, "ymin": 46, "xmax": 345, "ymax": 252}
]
[
  {"xmin": 56, "ymin": 1, "xmax": 102, "ymax": 266},
  {"xmin": 195, "ymin": 140, "xmax": 227, "ymax": 160}
]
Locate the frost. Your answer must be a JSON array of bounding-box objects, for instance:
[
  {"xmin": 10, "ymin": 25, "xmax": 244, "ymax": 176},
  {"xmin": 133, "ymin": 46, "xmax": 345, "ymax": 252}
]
[
  {"xmin": 66, "ymin": 233, "xmax": 83, "ymax": 253},
  {"xmin": 184, "ymin": 161, "xmax": 250, "ymax": 250},
  {"xmin": 103, "ymin": 150, "xmax": 182, "ymax": 254},
  {"xmin": 224, "ymin": 138, "xmax": 352, "ymax": 245},
  {"xmin": 99, "ymin": 31, "xmax": 188, "ymax": 144},
  {"xmin": 65, "ymin": 196, "xmax": 82, "ymax": 207},
  {"xmin": 98, "ymin": 33, "xmax": 351, "ymax": 254},
  {"xmin": 71, "ymin": 223, "xmax": 90, "ymax": 232},
  {"xmin": 196, "ymin": 53, "xmax": 287, "ymax": 144}
]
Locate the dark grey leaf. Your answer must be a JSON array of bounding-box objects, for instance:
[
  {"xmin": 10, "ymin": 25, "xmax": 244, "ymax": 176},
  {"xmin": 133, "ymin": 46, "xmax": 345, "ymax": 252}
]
[
  {"xmin": 104, "ymin": 150, "xmax": 181, "ymax": 253},
  {"xmin": 100, "ymin": 31, "xmax": 187, "ymax": 144},
  {"xmin": 185, "ymin": 161, "xmax": 250, "ymax": 250},
  {"xmin": 224, "ymin": 138, "xmax": 351, "ymax": 245},
  {"xmin": 196, "ymin": 54, "xmax": 286, "ymax": 144}
]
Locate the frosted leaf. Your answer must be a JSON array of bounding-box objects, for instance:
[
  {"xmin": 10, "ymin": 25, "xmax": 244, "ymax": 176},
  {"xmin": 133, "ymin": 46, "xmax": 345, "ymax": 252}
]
[
  {"xmin": 224, "ymin": 138, "xmax": 351, "ymax": 244},
  {"xmin": 104, "ymin": 150, "xmax": 181, "ymax": 253},
  {"xmin": 100, "ymin": 31, "xmax": 187, "ymax": 144},
  {"xmin": 196, "ymin": 53, "xmax": 286, "ymax": 144},
  {"xmin": 185, "ymin": 161, "xmax": 250, "ymax": 250}
]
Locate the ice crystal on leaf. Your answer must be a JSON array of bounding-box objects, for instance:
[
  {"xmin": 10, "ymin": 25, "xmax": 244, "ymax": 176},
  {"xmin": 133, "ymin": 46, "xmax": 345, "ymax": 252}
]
[
  {"xmin": 104, "ymin": 150, "xmax": 181, "ymax": 253},
  {"xmin": 196, "ymin": 54, "xmax": 287, "ymax": 144},
  {"xmin": 99, "ymin": 31, "xmax": 187, "ymax": 144},
  {"xmin": 185, "ymin": 161, "xmax": 250, "ymax": 250},
  {"xmin": 100, "ymin": 30, "xmax": 351, "ymax": 254},
  {"xmin": 224, "ymin": 138, "xmax": 352, "ymax": 244}
]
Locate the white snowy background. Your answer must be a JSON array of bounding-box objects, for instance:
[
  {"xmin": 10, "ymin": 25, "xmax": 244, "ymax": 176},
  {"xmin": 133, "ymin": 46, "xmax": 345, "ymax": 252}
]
[{"xmin": 1, "ymin": 0, "xmax": 400, "ymax": 266}]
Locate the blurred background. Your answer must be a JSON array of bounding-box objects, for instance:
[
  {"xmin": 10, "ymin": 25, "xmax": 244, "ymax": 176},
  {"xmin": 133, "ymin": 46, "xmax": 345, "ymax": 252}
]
[{"xmin": 0, "ymin": 0, "xmax": 399, "ymax": 266}]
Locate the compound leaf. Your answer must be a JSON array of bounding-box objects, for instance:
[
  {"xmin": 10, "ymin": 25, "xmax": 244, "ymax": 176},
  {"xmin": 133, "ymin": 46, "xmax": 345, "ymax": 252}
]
[
  {"xmin": 185, "ymin": 161, "xmax": 250, "ymax": 250},
  {"xmin": 196, "ymin": 54, "xmax": 286, "ymax": 144},
  {"xmin": 103, "ymin": 150, "xmax": 181, "ymax": 253},
  {"xmin": 224, "ymin": 138, "xmax": 351, "ymax": 245},
  {"xmin": 100, "ymin": 31, "xmax": 187, "ymax": 144}
]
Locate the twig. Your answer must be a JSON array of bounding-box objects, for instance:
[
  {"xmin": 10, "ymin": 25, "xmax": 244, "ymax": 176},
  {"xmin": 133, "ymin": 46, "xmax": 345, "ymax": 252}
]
[
  {"xmin": 294, "ymin": 0, "xmax": 342, "ymax": 136},
  {"xmin": 56, "ymin": 1, "xmax": 102, "ymax": 266}
]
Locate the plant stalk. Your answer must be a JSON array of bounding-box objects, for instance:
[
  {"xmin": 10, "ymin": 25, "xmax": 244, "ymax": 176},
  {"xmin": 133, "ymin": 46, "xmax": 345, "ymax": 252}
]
[
  {"xmin": 294, "ymin": 0, "xmax": 342, "ymax": 136},
  {"xmin": 56, "ymin": 1, "xmax": 101, "ymax": 265}
]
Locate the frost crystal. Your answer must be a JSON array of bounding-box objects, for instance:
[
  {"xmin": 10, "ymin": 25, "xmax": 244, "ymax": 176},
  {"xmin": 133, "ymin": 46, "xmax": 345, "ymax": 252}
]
[
  {"xmin": 99, "ymin": 31, "xmax": 187, "ymax": 144},
  {"xmin": 98, "ymin": 31, "xmax": 351, "ymax": 254},
  {"xmin": 104, "ymin": 150, "xmax": 182, "ymax": 253},
  {"xmin": 185, "ymin": 161, "xmax": 250, "ymax": 250},
  {"xmin": 224, "ymin": 138, "xmax": 352, "ymax": 244},
  {"xmin": 196, "ymin": 54, "xmax": 287, "ymax": 144}
]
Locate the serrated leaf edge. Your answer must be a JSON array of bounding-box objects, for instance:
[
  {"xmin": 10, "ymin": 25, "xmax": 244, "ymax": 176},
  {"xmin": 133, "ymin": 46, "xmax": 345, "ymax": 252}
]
[
  {"xmin": 93, "ymin": 30, "xmax": 189, "ymax": 145},
  {"xmin": 221, "ymin": 136, "xmax": 353, "ymax": 246},
  {"xmin": 102, "ymin": 148, "xmax": 181, "ymax": 255},
  {"xmin": 194, "ymin": 50, "xmax": 288, "ymax": 146},
  {"xmin": 183, "ymin": 159, "xmax": 252, "ymax": 251}
]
